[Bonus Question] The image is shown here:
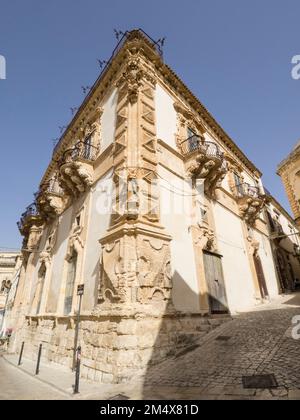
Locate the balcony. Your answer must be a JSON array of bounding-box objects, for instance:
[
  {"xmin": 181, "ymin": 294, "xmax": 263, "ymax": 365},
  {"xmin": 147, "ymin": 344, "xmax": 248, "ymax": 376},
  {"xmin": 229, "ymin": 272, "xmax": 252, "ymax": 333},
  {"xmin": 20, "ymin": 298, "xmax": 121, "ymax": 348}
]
[
  {"xmin": 58, "ymin": 141, "xmax": 98, "ymax": 195},
  {"xmin": 181, "ymin": 136, "xmax": 228, "ymax": 196},
  {"xmin": 17, "ymin": 203, "xmax": 43, "ymax": 236},
  {"xmin": 35, "ymin": 179, "xmax": 65, "ymax": 220},
  {"xmin": 233, "ymin": 183, "xmax": 265, "ymax": 224}
]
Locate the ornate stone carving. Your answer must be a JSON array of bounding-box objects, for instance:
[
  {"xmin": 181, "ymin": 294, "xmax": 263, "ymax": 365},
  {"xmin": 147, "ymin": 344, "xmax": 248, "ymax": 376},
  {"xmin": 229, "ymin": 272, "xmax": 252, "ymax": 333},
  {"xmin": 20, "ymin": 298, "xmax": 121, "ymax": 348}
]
[
  {"xmin": 36, "ymin": 178, "xmax": 65, "ymax": 221},
  {"xmin": 66, "ymin": 213, "xmax": 85, "ymax": 261},
  {"xmin": 238, "ymin": 197, "xmax": 265, "ymax": 225},
  {"xmin": 26, "ymin": 226, "xmax": 43, "ymax": 252},
  {"xmin": 59, "ymin": 157, "xmax": 94, "ymax": 197},
  {"xmin": 116, "ymin": 56, "xmax": 144, "ymax": 104},
  {"xmin": 194, "ymin": 223, "xmax": 216, "ymax": 252},
  {"xmin": 184, "ymin": 144, "xmax": 227, "ymax": 198},
  {"xmin": 232, "ymin": 183, "xmax": 265, "ymax": 225},
  {"xmin": 98, "ymin": 225, "xmax": 172, "ymax": 309},
  {"xmin": 112, "ymin": 167, "xmax": 159, "ymax": 225},
  {"xmin": 247, "ymin": 235, "xmax": 260, "ymax": 256}
]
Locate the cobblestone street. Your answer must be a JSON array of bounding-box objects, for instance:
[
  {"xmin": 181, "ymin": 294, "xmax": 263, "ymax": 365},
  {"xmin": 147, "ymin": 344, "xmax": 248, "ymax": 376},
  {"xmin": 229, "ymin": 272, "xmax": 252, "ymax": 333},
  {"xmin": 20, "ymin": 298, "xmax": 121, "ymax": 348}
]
[{"xmin": 143, "ymin": 293, "xmax": 300, "ymax": 399}]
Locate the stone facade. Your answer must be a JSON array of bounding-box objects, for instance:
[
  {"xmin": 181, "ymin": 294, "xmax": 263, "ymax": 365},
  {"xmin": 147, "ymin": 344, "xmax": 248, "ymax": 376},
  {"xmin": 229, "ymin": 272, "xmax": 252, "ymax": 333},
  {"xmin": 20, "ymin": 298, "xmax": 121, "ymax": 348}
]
[
  {"xmin": 264, "ymin": 192, "xmax": 300, "ymax": 292},
  {"xmin": 0, "ymin": 252, "xmax": 21, "ymax": 335},
  {"xmin": 9, "ymin": 30, "xmax": 300, "ymax": 383},
  {"xmin": 278, "ymin": 141, "xmax": 300, "ymax": 227}
]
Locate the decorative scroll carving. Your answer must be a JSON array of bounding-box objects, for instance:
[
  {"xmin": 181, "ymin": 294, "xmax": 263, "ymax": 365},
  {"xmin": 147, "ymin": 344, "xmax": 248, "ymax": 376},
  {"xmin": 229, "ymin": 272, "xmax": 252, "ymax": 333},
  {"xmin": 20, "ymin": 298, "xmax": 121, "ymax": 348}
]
[
  {"xmin": 112, "ymin": 167, "xmax": 159, "ymax": 225},
  {"xmin": 238, "ymin": 197, "xmax": 265, "ymax": 225},
  {"xmin": 98, "ymin": 226, "xmax": 172, "ymax": 309},
  {"xmin": 116, "ymin": 57, "xmax": 144, "ymax": 104},
  {"xmin": 59, "ymin": 160, "xmax": 93, "ymax": 196},
  {"xmin": 36, "ymin": 178, "xmax": 65, "ymax": 221},
  {"xmin": 184, "ymin": 144, "xmax": 227, "ymax": 198},
  {"xmin": 194, "ymin": 224, "xmax": 216, "ymax": 252},
  {"xmin": 66, "ymin": 211, "xmax": 85, "ymax": 261}
]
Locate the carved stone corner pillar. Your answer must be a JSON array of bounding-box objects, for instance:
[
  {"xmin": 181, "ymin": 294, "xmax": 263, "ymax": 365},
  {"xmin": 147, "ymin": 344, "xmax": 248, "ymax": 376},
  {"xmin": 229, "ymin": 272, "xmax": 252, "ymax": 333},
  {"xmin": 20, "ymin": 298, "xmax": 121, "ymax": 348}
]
[{"xmin": 97, "ymin": 223, "xmax": 173, "ymax": 314}]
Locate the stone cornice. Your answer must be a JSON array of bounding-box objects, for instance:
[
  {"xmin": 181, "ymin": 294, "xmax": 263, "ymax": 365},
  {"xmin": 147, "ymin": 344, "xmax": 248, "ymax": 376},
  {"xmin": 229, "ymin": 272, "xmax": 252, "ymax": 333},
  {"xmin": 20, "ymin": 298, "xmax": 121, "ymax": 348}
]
[{"xmin": 277, "ymin": 147, "xmax": 300, "ymax": 175}]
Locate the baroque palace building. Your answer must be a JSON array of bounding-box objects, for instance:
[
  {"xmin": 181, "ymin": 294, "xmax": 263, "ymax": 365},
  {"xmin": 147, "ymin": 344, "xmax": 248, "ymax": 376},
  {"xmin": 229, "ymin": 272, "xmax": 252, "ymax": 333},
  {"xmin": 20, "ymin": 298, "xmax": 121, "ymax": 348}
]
[{"xmin": 9, "ymin": 30, "xmax": 300, "ymax": 383}]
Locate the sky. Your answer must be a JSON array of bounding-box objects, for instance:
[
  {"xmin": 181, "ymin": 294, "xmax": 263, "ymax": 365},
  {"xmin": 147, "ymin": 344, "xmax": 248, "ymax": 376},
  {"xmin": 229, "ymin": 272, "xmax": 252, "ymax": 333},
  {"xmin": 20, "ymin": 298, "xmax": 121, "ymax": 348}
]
[{"xmin": 0, "ymin": 0, "xmax": 300, "ymax": 249}]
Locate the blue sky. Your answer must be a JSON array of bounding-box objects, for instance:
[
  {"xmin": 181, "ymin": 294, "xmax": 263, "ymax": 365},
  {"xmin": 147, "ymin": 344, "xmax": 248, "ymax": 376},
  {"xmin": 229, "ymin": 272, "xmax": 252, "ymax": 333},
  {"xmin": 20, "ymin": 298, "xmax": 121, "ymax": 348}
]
[{"xmin": 0, "ymin": 0, "xmax": 300, "ymax": 249}]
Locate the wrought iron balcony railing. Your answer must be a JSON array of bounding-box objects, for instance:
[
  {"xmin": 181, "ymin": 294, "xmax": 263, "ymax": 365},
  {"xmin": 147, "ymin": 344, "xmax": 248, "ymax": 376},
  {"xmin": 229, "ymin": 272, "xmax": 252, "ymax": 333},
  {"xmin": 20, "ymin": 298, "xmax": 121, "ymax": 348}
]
[
  {"xmin": 181, "ymin": 136, "xmax": 224, "ymax": 161},
  {"xmin": 42, "ymin": 180, "xmax": 63, "ymax": 196},
  {"xmin": 59, "ymin": 141, "xmax": 98, "ymax": 166},
  {"xmin": 35, "ymin": 180, "xmax": 63, "ymax": 200},
  {"xmin": 234, "ymin": 183, "xmax": 262, "ymax": 200}
]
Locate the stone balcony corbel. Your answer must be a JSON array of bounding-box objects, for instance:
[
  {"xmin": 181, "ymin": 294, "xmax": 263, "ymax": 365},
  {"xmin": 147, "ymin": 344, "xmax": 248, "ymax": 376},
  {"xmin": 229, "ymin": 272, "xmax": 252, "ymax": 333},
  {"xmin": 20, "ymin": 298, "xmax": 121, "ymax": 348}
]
[
  {"xmin": 17, "ymin": 203, "xmax": 44, "ymax": 237},
  {"xmin": 17, "ymin": 203, "xmax": 44, "ymax": 254},
  {"xmin": 233, "ymin": 183, "xmax": 265, "ymax": 225},
  {"xmin": 58, "ymin": 141, "xmax": 98, "ymax": 196},
  {"xmin": 35, "ymin": 180, "xmax": 66, "ymax": 221},
  {"xmin": 180, "ymin": 135, "xmax": 228, "ymax": 197}
]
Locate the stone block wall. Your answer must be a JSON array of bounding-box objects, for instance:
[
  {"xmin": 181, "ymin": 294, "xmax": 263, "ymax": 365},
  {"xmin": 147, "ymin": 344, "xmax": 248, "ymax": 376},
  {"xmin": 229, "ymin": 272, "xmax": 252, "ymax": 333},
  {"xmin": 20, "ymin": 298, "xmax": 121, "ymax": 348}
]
[{"xmin": 15, "ymin": 313, "xmax": 228, "ymax": 384}]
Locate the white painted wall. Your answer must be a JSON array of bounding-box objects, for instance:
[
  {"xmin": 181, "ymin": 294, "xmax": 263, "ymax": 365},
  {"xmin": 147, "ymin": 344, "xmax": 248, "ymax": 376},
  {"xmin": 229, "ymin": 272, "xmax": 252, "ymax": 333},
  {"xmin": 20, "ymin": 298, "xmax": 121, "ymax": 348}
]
[
  {"xmin": 101, "ymin": 88, "xmax": 118, "ymax": 151},
  {"xmin": 46, "ymin": 207, "xmax": 73, "ymax": 313},
  {"xmin": 159, "ymin": 165, "xmax": 201, "ymax": 313},
  {"xmin": 82, "ymin": 171, "xmax": 114, "ymax": 311},
  {"xmin": 253, "ymin": 230, "xmax": 280, "ymax": 298},
  {"xmin": 213, "ymin": 203, "xmax": 256, "ymax": 312},
  {"xmin": 155, "ymin": 84, "xmax": 177, "ymax": 150}
]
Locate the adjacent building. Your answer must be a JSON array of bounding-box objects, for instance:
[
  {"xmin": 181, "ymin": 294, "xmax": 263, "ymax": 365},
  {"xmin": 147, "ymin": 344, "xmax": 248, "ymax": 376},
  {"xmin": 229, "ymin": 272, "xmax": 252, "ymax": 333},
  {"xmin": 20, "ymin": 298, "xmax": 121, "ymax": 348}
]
[
  {"xmin": 9, "ymin": 30, "xmax": 300, "ymax": 383},
  {"xmin": 264, "ymin": 192, "xmax": 300, "ymax": 292},
  {"xmin": 278, "ymin": 140, "xmax": 300, "ymax": 227},
  {"xmin": 0, "ymin": 251, "xmax": 21, "ymax": 335}
]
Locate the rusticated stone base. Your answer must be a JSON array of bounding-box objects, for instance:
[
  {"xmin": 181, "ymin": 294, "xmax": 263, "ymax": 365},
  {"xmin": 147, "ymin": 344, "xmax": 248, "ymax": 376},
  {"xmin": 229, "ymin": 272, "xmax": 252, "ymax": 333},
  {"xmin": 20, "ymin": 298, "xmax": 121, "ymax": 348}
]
[{"xmin": 15, "ymin": 310, "xmax": 229, "ymax": 384}]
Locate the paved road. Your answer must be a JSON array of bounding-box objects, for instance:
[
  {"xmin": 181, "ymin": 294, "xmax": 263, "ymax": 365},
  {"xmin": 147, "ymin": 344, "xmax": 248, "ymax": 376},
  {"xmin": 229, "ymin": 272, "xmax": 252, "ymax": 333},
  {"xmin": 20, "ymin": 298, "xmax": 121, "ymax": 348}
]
[
  {"xmin": 143, "ymin": 293, "xmax": 300, "ymax": 399},
  {"xmin": 0, "ymin": 356, "xmax": 69, "ymax": 400}
]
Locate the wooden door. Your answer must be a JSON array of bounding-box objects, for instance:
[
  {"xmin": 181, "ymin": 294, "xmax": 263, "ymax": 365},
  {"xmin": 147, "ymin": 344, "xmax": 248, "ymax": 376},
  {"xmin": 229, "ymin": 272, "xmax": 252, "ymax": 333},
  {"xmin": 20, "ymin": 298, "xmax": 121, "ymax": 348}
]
[{"xmin": 203, "ymin": 252, "xmax": 229, "ymax": 314}]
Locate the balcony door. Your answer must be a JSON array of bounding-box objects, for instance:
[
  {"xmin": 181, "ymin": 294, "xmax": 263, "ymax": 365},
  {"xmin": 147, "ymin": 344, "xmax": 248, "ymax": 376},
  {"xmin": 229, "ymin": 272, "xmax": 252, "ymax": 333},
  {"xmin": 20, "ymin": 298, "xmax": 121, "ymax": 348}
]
[
  {"xmin": 83, "ymin": 135, "xmax": 92, "ymax": 160},
  {"xmin": 203, "ymin": 251, "xmax": 229, "ymax": 314}
]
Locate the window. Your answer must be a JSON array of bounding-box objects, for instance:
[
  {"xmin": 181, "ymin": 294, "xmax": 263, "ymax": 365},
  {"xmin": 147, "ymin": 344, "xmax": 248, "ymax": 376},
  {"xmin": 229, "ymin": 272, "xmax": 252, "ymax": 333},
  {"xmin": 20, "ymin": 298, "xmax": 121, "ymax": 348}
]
[
  {"xmin": 36, "ymin": 263, "xmax": 46, "ymax": 314},
  {"xmin": 64, "ymin": 251, "xmax": 77, "ymax": 315},
  {"xmin": 187, "ymin": 127, "xmax": 197, "ymax": 138},
  {"xmin": 234, "ymin": 172, "xmax": 242, "ymax": 187},
  {"xmin": 234, "ymin": 172, "xmax": 243, "ymax": 195},
  {"xmin": 266, "ymin": 211, "xmax": 275, "ymax": 232},
  {"xmin": 83, "ymin": 135, "xmax": 92, "ymax": 159},
  {"xmin": 187, "ymin": 127, "xmax": 200, "ymax": 153}
]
